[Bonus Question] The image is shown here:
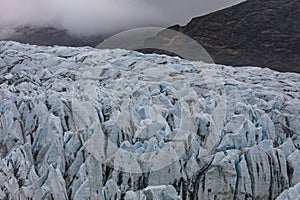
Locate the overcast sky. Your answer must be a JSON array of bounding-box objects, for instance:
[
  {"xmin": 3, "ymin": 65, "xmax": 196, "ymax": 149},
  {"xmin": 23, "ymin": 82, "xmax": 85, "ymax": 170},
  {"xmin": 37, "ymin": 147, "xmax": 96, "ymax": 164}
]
[{"xmin": 0, "ymin": 0, "xmax": 244, "ymax": 36}]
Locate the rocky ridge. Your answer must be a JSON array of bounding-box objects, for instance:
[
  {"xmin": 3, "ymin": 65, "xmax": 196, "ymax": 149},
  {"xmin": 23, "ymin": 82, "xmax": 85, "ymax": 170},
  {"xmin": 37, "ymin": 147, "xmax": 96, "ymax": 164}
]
[
  {"xmin": 0, "ymin": 26, "xmax": 104, "ymax": 47},
  {"xmin": 169, "ymin": 0, "xmax": 300, "ymax": 73},
  {"xmin": 0, "ymin": 41, "xmax": 300, "ymax": 199}
]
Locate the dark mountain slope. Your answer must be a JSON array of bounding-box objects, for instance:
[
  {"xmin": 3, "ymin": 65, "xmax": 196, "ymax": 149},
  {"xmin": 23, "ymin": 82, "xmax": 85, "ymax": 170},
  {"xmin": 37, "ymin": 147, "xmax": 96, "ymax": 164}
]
[
  {"xmin": 169, "ymin": 0, "xmax": 300, "ymax": 72},
  {"xmin": 1, "ymin": 26, "xmax": 104, "ymax": 47}
]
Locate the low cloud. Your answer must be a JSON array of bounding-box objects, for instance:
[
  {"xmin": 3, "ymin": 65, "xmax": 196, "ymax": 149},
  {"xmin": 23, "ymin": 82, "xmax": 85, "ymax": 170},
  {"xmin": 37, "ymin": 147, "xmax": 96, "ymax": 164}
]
[{"xmin": 0, "ymin": 0, "xmax": 244, "ymax": 37}]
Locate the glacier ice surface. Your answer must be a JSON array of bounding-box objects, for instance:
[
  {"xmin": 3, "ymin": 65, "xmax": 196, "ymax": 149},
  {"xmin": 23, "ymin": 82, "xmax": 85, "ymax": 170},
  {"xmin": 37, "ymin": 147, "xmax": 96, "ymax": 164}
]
[{"xmin": 0, "ymin": 41, "xmax": 300, "ymax": 199}]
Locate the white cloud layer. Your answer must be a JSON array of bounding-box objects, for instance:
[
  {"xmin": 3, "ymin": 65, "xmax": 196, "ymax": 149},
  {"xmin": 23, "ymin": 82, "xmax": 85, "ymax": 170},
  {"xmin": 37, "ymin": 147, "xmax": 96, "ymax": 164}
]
[{"xmin": 0, "ymin": 0, "xmax": 244, "ymax": 36}]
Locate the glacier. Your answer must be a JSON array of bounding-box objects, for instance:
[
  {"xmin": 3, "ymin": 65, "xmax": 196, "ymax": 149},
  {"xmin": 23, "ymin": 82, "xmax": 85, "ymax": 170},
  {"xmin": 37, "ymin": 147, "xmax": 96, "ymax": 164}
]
[{"xmin": 0, "ymin": 41, "xmax": 300, "ymax": 199}]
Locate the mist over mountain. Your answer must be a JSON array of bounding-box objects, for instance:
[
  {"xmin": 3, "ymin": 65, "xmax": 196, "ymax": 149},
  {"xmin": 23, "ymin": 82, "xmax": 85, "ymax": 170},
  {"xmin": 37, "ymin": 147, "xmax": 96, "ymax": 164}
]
[{"xmin": 0, "ymin": 0, "xmax": 243, "ymax": 38}]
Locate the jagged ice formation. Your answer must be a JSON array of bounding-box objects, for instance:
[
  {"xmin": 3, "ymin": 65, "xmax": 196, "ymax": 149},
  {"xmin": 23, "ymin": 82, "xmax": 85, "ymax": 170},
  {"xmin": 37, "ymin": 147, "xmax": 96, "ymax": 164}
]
[{"xmin": 0, "ymin": 41, "xmax": 300, "ymax": 199}]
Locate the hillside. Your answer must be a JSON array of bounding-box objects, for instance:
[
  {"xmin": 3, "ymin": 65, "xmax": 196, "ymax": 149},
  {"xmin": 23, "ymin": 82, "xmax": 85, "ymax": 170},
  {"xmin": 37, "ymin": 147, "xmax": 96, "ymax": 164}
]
[{"xmin": 169, "ymin": 0, "xmax": 300, "ymax": 72}]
